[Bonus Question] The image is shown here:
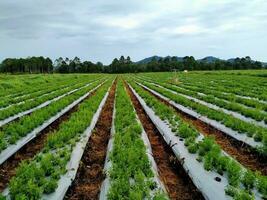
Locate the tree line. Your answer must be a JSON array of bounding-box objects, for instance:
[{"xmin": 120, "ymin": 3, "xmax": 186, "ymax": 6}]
[
  {"xmin": 0, "ymin": 57, "xmax": 53, "ymax": 73},
  {"xmin": 0, "ymin": 55, "xmax": 264, "ymax": 74}
]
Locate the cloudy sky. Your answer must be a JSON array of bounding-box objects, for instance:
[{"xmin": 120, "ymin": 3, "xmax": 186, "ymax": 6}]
[{"xmin": 0, "ymin": 0, "xmax": 267, "ymax": 64}]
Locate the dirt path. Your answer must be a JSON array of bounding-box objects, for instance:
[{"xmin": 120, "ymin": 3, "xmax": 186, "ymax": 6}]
[
  {"xmin": 0, "ymin": 87, "xmax": 100, "ymax": 191},
  {"xmin": 139, "ymin": 84, "xmax": 267, "ymax": 175},
  {"xmin": 64, "ymin": 80, "xmax": 116, "ymax": 200},
  {"xmin": 125, "ymin": 82, "xmax": 204, "ymax": 200}
]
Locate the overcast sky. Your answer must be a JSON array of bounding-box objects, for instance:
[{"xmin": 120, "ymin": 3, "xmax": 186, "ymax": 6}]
[{"xmin": 0, "ymin": 0, "xmax": 266, "ymax": 64}]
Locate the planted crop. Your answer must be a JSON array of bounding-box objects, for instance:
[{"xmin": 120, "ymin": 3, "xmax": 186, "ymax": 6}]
[
  {"xmin": 128, "ymin": 79, "xmax": 267, "ymax": 199},
  {"xmin": 107, "ymin": 80, "xmax": 167, "ymax": 199},
  {"xmin": 6, "ymin": 80, "xmax": 111, "ymax": 199}
]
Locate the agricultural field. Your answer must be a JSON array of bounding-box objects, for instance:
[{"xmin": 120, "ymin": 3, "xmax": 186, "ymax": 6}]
[{"xmin": 0, "ymin": 71, "xmax": 266, "ymax": 200}]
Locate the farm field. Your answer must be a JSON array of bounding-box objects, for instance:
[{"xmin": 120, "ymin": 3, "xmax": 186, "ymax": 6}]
[{"xmin": 0, "ymin": 71, "xmax": 266, "ymax": 200}]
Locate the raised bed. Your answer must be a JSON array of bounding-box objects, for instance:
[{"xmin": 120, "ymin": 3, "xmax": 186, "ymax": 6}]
[
  {"xmin": 99, "ymin": 82, "xmax": 166, "ymax": 199},
  {"xmin": 0, "ymin": 80, "xmax": 100, "ymax": 127},
  {"xmin": 129, "ymin": 83, "xmax": 264, "ymax": 200},
  {"xmin": 0, "ymin": 82, "xmax": 105, "ymax": 165},
  {"xmin": 145, "ymin": 80, "xmax": 267, "ymax": 128},
  {"xmin": 137, "ymin": 82, "xmax": 263, "ymax": 149},
  {"xmin": 2, "ymin": 81, "xmax": 112, "ymax": 200}
]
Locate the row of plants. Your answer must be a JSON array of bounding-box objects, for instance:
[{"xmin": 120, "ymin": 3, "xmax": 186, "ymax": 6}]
[
  {"xmin": 0, "ymin": 75, "xmax": 97, "ymax": 108},
  {"xmin": 0, "ymin": 80, "xmax": 112, "ymax": 200},
  {"xmin": 0, "ymin": 79, "xmax": 98, "ymax": 121},
  {"xmin": 0, "ymin": 74, "xmax": 77, "ymax": 99},
  {"xmin": 0, "ymin": 77, "xmax": 81, "ymax": 108},
  {"xmin": 140, "ymin": 78, "xmax": 267, "ymax": 124},
  {"xmin": 0, "ymin": 74, "xmax": 100, "ymax": 104},
  {"xmin": 136, "ymin": 80, "xmax": 267, "ymax": 154},
  {"xmin": 129, "ymin": 80, "xmax": 267, "ymax": 200},
  {"xmin": 107, "ymin": 80, "xmax": 167, "ymax": 199},
  {"xmin": 139, "ymin": 72, "xmax": 267, "ymax": 102},
  {"xmin": 176, "ymin": 74, "xmax": 267, "ymax": 102},
  {"xmin": 138, "ymin": 73, "xmax": 267, "ymax": 111},
  {"xmin": 174, "ymin": 81, "xmax": 267, "ymax": 112},
  {"xmin": 0, "ymin": 80, "xmax": 103, "ymax": 153}
]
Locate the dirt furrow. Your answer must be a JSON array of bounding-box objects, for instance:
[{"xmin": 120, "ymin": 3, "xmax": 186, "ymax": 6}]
[
  {"xmin": 0, "ymin": 87, "xmax": 101, "ymax": 191},
  {"xmin": 139, "ymin": 84, "xmax": 267, "ymax": 175},
  {"xmin": 125, "ymin": 82, "xmax": 204, "ymax": 200},
  {"xmin": 64, "ymin": 80, "xmax": 116, "ymax": 200}
]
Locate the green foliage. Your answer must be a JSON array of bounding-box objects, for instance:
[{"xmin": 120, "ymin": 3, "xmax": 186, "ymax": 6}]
[
  {"xmin": 257, "ymin": 175, "xmax": 267, "ymax": 198},
  {"xmin": 242, "ymin": 170, "xmax": 256, "ymax": 190},
  {"xmin": 225, "ymin": 186, "xmax": 254, "ymax": 200},
  {"xmin": 128, "ymin": 78, "xmax": 267, "ymax": 199},
  {"xmin": 139, "ymin": 79, "xmax": 267, "ymax": 153},
  {"xmin": 8, "ymin": 80, "xmax": 112, "ymax": 199},
  {"xmin": 108, "ymin": 81, "xmax": 167, "ymax": 199},
  {"xmin": 226, "ymin": 160, "xmax": 242, "ymax": 187},
  {"xmin": 0, "ymin": 80, "xmax": 101, "ymax": 153}
]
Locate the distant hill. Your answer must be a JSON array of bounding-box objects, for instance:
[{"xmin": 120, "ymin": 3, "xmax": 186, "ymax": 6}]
[
  {"xmin": 136, "ymin": 55, "xmax": 183, "ymax": 64},
  {"xmin": 198, "ymin": 56, "xmax": 221, "ymax": 63},
  {"xmin": 136, "ymin": 55, "xmax": 266, "ymax": 66}
]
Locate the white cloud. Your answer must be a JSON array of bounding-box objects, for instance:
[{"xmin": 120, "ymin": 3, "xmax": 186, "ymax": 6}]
[{"xmin": 0, "ymin": 0, "xmax": 267, "ymax": 63}]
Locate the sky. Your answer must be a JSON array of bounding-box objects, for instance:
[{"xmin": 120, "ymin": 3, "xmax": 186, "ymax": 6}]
[{"xmin": 0, "ymin": 0, "xmax": 267, "ymax": 64}]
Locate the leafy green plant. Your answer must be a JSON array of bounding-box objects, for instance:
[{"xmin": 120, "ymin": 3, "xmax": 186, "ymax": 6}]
[
  {"xmin": 257, "ymin": 175, "xmax": 267, "ymax": 198},
  {"xmin": 226, "ymin": 160, "xmax": 242, "ymax": 187},
  {"xmin": 242, "ymin": 170, "xmax": 256, "ymax": 190},
  {"xmin": 43, "ymin": 178, "xmax": 58, "ymax": 194},
  {"xmin": 188, "ymin": 143, "xmax": 198, "ymax": 154}
]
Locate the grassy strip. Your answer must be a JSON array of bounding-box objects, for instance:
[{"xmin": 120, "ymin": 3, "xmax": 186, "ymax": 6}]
[
  {"xmin": 107, "ymin": 80, "xmax": 167, "ymax": 199},
  {"xmin": 0, "ymin": 80, "xmax": 102, "ymax": 152},
  {"xmin": 129, "ymin": 80, "xmax": 267, "ymax": 200},
  {"xmin": 1, "ymin": 80, "xmax": 112, "ymax": 200}
]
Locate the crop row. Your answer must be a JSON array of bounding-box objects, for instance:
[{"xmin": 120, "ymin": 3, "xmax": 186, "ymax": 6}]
[
  {"xmin": 0, "ymin": 79, "xmax": 100, "ymax": 121},
  {"xmin": 0, "ymin": 76, "xmax": 100, "ymax": 109},
  {"xmin": 138, "ymin": 73, "xmax": 267, "ymax": 110},
  {"xmin": 174, "ymin": 83, "xmax": 267, "ymax": 111},
  {"xmin": 1, "ymin": 80, "xmax": 111, "ymax": 199},
  {"xmin": 0, "ymin": 74, "xmax": 74, "ymax": 98},
  {"xmin": 139, "ymin": 72, "xmax": 267, "ymax": 102},
  {"xmin": 0, "ymin": 74, "xmax": 101, "ymax": 102},
  {"xmin": 105, "ymin": 80, "xmax": 166, "ymax": 199},
  {"xmin": 138, "ymin": 78, "xmax": 267, "ymax": 126},
  {"xmin": 0, "ymin": 80, "xmax": 103, "ymax": 154},
  {"xmin": 178, "ymin": 75, "xmax": 267, "ymax": 102},
  {"xmin": 128, "ymin": 80, "xmax": 267, "ymax": 200},
  {"xmin": 136, "ymin": 80, "xmax": 267, "ymax": 153}
]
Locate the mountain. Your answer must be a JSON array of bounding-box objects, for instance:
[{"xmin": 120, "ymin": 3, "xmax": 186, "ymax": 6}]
[
  {"xmin": 198, "ymin": 56, "xmax": 221, "ymax": 63},
  {"xmin": 136, "ymin": 55, "xmax": 183, "ymax": 64},
  {"xmin": 136, "ymin": 55, "xmax": 266, "ymax": 66},
  {"xmin": 136, "ymin": 56, "xmax": 162, "ymax": 64}
]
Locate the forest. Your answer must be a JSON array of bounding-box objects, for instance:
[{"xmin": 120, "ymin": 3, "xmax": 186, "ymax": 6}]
[{"xmin": 0, "ymin": 55, "xmax": 264, "ymax": 74}]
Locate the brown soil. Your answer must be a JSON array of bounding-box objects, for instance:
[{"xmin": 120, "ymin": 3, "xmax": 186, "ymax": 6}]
[
  {"xmin": 0, "ymin": 87, "xmax": 100, "ymax": 191},
  {"xmin": 140, "ymin": 84, "xmax": 267, "ymax": 175},
  {"xmin": 64, "ymin": 80, "xmax": 116, "ymax": 200},
  {"xmin": 125, "ymin": 82, "xmax": 204, "ymax": 200}
]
